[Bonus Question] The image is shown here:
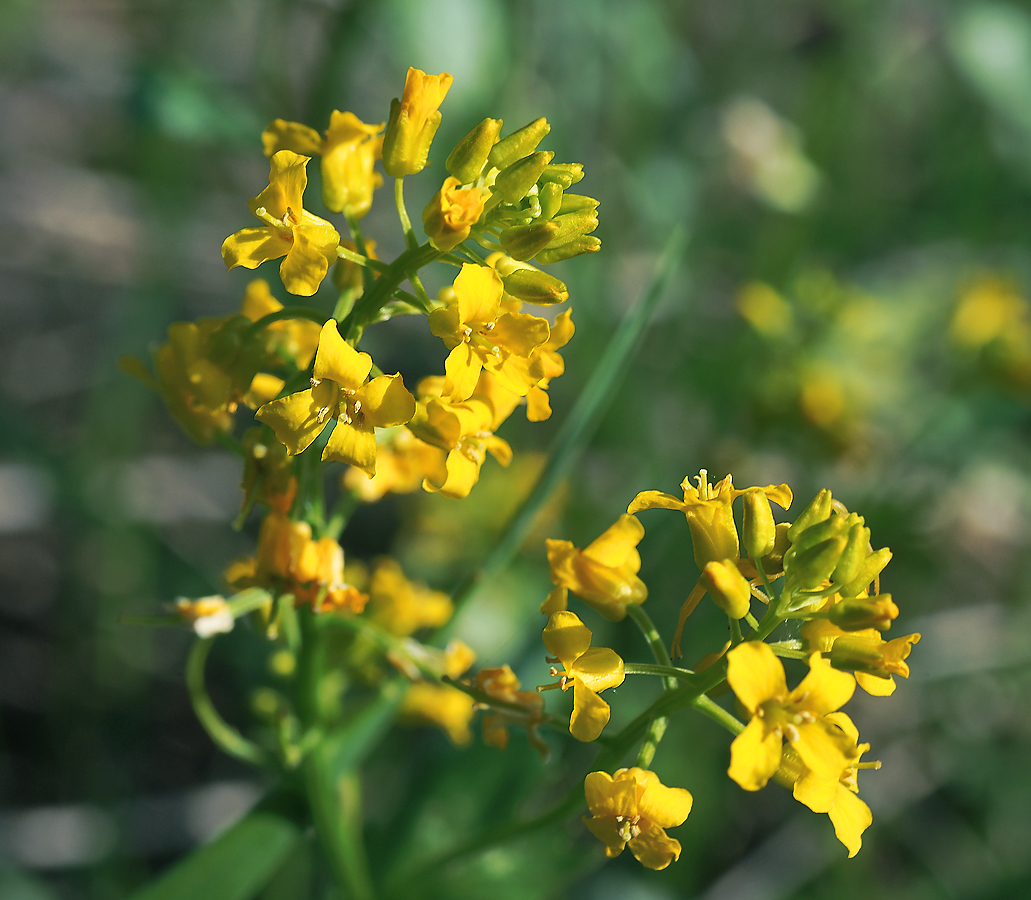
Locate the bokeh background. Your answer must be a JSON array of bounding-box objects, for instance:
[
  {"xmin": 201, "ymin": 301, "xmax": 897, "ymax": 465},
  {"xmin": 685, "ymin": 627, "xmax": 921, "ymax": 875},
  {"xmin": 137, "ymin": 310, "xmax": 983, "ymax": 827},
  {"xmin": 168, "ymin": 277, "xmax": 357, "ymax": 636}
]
[{"xmin": 4, "ymin": 0, "xmax": 1031, "ymax": 897}]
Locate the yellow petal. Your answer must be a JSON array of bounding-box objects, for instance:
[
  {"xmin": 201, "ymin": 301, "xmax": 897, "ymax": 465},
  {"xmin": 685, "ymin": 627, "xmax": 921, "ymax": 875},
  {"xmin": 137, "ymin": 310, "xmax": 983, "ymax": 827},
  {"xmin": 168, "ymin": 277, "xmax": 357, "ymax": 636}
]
[
  {"xmin": 255, "ymin": 389, "xmax": 325, "ymax": 455},
  {"xmin": 570, "ymin": 678, "xmax": 611, "ymax": 742},
  {"xmin": 322, "ymin": 419, "xmax": 377, "ymax": 474},
  {"xmin": 443, "ymin": 342, "xmax": 482, "ymax": 401},
  {"xmin": 582, "ymin": 815, "xmax": 627, "ymax": 858},
  {"xmin": 727, "ymin": 641, "xmax": 788, "ymax": 713},
  {"xmin": 222, "ymin": 227, "xmax": 291, "ymax": 271},
  {"xmin": 360, "ymin": 374, "xmax": 416, "ymax": 428},
  {"xmin": 454, "ymin": 263, "xmax": 503, "ymax": 326},
  {"xmin": 584, "ymin": 772, "xmax": 636, "ymax": 818},
  {"xmin": 793, "ymin": 653, "xmax": 855, "ymax": 715},
  {"xmin": 262, "ymin": 119, "xmax": 324, "ymax": 157},
  {"xmin": 279, "ymin": 217, "xmax": 339, "ymax": 297},
  {"xmin": 627, "ymin": 490, "xmax": 687, "ymax": 515},
  {"xmin": 728, "ymin": 716, "xmax": 783, "ymax": 791},
  {"xmin": 763, "ymin": 483, "xmax": 793, "ymax": 509},
  {"xmin": 828, "ymin": 786, "xmax": 872, "ymax": 858},
  {"xmin": 492, "ymin": 311, "xmax": 550, "ymax": 357},
  {"xmin": 245, "ymin": 372, "xmax": 286, "ymax": 408},
  {"xmin": 542, "ymin": 610, "xmax": 591, "ymax": 666},
  {"xmin": 240, "ymin": 279, "xmax": 283, "ymax": 320},
  {"xmin": 628, "ymin": 823, "xmax": 682, "ymax": 871},
  {"xmin": 313, "ymin": 320, "xmax": 372, "ymax": 389},
  {"xmin": 791, "ymin": 721, "xmax": 853, "ymax": 782},
  {"xmin": 571, "ymin": 647, "xmax": 625, "ymax": 693},
  {"xmin": 583, "ymin": 514, "xmax": 645, "ymax": 568},
  {"xmin": 637, "ymin": 777, "xmax": 693, "ymax": 829},
  {"xmin": 427, "ymin": 447, "xmax": 482, "ymax": 499},
  {"xmin": 824, "ymin": 711, "xmax": 861, "ymax": 745},
  {"xmin": 484, "ymin": 435, "xmax": 512, "ymax": 466},
  {"xmin": 540, "ymin": 586, "xmax": 568, "ymax": 614},
  {"xmin": 793, "ymin": 769, "xmax": 839, "ymax": 813},
  {"xmin": 856, "ymin": 671, "xmax": 896, "ymax": 696},
  {"xmin": 526, "ymin": 386, "xmax": 552, "ymax": 422},
  {"xmin": 251, "ymin": 150, "xmax": 309, "ymax": 219}
]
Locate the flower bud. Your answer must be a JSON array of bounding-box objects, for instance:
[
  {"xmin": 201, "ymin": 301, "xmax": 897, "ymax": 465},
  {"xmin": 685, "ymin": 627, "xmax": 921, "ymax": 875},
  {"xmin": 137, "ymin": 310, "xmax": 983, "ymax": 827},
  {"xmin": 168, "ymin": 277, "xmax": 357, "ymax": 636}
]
[
  {"xmin": 787, "ymin": 489, "xmax": 833, "ymax": 542},
  {"xmin": 702, "ymin": 559, "xmax": 752, "ymax": 619},
  {"xmin": 446, "ymin": 117, "xmax": 502, "ymax": 184},
  {"xmin": 559, "ymin": 193, "xmax": 600, "ymax": 214},
  {"xmin": 840, "ymin": 547, "xmax": 892, "ymax": 598},
  {"xmin": 826, "ymin": 594, "xmax": 899, "ymax": 631},
  {"xmin": 788, "ymin": 536, "xmax": 847, "ymax": 590},
  {"xmin": 382, "ymin": 68, "xmax": 453, "ymax": 177},
  {"xmin": 539, "ymin": 182, "xmax": 563, "ymax": 219},
  {"xmin": 500, "ymin": 220, "xmax": 562, "ymax": 261},
  {"xmin": 826, "ymin": 634, "xmax": 886, "ymax": 672},
  {"xmin": 538, "ymin": 163, "xmax": 584, "ymax": 188},
  {"xmin": 493, "ymin": 150, "xmax": 554, "ymax": 204},
  {"xmin": 422, "ymin": 177, "xmax": 486, "ymax": 252},
  {"xmin": 501, "ymin": 268, "xmax": 569, "ymax": 305},
  {"xmin": 535, "ymin": 235, "xmax": 602, "ymax": 265},
  {"xmin": 545, "ymin": 209, "xmax": 599, "ymax": 247},
  {"xmin": 487, "ymin": 117, "xmax": 551, "ymax": 171},
  {"xmin": 832, "ymin": 523, "xmax": 871, "ymax": 586},
  {"xmin": 789, "ymin": 512, "xmax": 854, "ymax": 557},
  {"xmin": 742, "ymin": 489, "xmax": 777, "ymax": 559},
  {"xmin": 761, "ymin": 522, "xmax": 792, "ymax": 572}
]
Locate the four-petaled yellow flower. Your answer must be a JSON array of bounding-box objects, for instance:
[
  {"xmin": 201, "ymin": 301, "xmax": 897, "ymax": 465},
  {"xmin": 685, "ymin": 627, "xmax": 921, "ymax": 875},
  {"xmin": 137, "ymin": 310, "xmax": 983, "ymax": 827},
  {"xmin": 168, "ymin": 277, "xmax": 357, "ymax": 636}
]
[
  {"xmin": 428, "ymin": 263, "xmax": 550, "ymax": 402},
  {"xmin": 256, "ymin": 321, "xmax": 415, "ymax": 476},
  {"xmin": 583, "ymin": 768, "xmax": 693, "ymax": 870},
  {"xmin": 222, "ymin": 150, "xmax": 340, "ymax": 297},
  {"xmin": 801, "ymin": 619, "xmax": 921, "ymax": 696},
  {"xmin": 727, "ymin": 641, "xmax": 858, "ymax": 791},
  {"xmin": 382, "ymin": 67, "xmax": 454, "ymax": 177},
  {"xmin": 776, "ymin": 712, "xmax": 875, "ymax": 858},
  {"xmin": 262, "ymin": 111, "xmax": 385, "ymax": 219},
  {"xmin": 540, "ymin": 611, "xmax": 625, "ymax": 742},
  {"xmin": 546, "ymin": 514, "xmax": 648, "ymax": 621}
]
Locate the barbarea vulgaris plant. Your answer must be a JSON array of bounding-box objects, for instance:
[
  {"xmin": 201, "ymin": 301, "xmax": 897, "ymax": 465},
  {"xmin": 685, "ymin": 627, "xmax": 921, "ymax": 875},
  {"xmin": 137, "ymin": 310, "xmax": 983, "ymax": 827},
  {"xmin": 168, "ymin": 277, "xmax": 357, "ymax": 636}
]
[{"xmin": 121, "ymin": 66, "xmax": 916, "ymax": 897}]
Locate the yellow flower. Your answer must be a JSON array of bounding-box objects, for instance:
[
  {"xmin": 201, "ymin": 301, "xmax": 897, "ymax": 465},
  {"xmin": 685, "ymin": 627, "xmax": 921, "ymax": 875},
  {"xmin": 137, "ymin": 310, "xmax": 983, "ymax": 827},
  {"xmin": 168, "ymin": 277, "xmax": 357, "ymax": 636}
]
[
  {"xmin": 726, "ymin": 641, "xmax": 857, "ymax": 791},
  {"xmin": 583, "ymin": 768, "xmax": 693, "ymax": 870},
  {"xmin": 546, "ymin": 515, "xmax": 648, "ymax": 621},
  {"xmin": 221, "ymin": 150, "xmax": 340, "ymax": 297},
  {"xmin": 365, "ymin": 558, "xmax": 453, "ymax": 637},
  {"xmin": 776, "ymin": 712, "xmax": 875, "ymax": 858},
  {"xmin": 473, "ymin": 665, "xmax": 546, "ymax": 753},
  {"xmin": 342, "ymin": 427, "xmax": 447, "ymax": 502},
  {"xmin": 540, "ymin": 611, "xmax": 624, "ymax": 742},
  {"xmin": 422, "ymin": 176, "xmax": 486, "ymax": 251},
  {"xmin": 800, "ymin": 619, "xmax": 920, "ymax": 696},
  {"xmin": 629, "ymin": 469, "xmax": 792, "ymax": 572},
  {"xmin": 428, "ymin": 263, "xmax": 550, "ymax": 402},
  {"xmin": 262, "ymin": 112, "xmax": 385, "ymax": 219},
  {"xmin": 239, "ymin": 279, "xmax": 321, "ymax": 369},
  {"xmin": 525, "ymin": 309, "xmax": 574, "ymax": 422},
  {"xmin": 382, "ymin": 67, "xmax": 454, "ymax": 177},
  {"xmin": 407, "ymin": 378, "xmax": 513, "ymax": 500},
  {"xmin": 400, "ymin": 683, "xmax": 476, "ymax": 746},
  {"xmin": 256, "ymin": 320, "xmax": 415, "ymax": 476}
]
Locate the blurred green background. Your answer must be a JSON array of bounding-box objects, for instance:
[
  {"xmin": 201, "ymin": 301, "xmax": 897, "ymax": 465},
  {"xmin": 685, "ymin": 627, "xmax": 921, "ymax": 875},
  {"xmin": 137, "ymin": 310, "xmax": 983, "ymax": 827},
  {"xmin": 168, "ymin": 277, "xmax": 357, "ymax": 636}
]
[{"xmin": 4, "ymin": 0, "xmax": 1031, "ymax": 897}]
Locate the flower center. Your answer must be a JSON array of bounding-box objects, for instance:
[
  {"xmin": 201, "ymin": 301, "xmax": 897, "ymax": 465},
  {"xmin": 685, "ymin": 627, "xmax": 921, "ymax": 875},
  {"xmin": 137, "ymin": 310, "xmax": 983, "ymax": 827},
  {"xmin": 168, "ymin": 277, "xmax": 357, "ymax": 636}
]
[{"xmin": 614, "ymin": 815, "xmax": 642, "ymax": 842}]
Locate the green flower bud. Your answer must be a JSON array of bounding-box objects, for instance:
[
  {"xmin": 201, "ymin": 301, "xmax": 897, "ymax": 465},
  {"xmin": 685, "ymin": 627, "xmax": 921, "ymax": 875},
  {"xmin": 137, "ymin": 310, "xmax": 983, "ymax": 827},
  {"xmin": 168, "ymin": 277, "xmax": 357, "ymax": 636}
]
[
  {"xmin": 535, "ymin": 235, "xmax": 602, "ymax": 265},
  {"xmin": 840, "ymin": 547, "xmax": 892, "ymax": 598},
  {"xmin": 493, "ymin": 150, "xmax": 554, "ymax": 204},
  {"xmin": 787, "ymin": 489, "xmax": 833, "ymax": 543},
  {"xmin": 742, "ymin": 489, "xmax": 777, "ymax": 559},
  {"xmin": 545, "ymin": 209, "xmax": 599, "ymax": 246},
  {"xmin": 826, "ymin": 635, "xmax": 886, "ymax": 673},
  {"xmin": 446, "ymin": 117, "xmax": 503, "ymax": 184},
  {"xmin": 501, "ymin": 268, "xmax": 569, "ymax": 305},
  {"xmin": 761, "ymin": 522, "xmax": 792, "ymax": 572},
  {"xmin": 500, "ymin": 219, "xmax": 562, "ymax": 261},
  {"xmin": 538, "ymin": 163, "xmax": 584, "ymax": 188},
  {"xmin": 487, "ymin": 117, "xmax": 550, "ymax": 171},
  {"xmin": 832, "ymin": 523, "xmax": 872, "ymax": 586},
  {"xmin": 539, "ymin": 182, "xmax": 563, "ymax": 220},
  {"xmin": 702, "ymin": 559, "xmax": 752, "ymax": 619},
  {"xmin": 789, "ymin": 512, "xmax": 855, "ymax": 557},
  {"xmin": 558, "ymin": 193, "xmax": 600, "ymax": 214},
  {"xmin": 788, "ymin": 536, "xmax": 847, "ymax": 590},
  {"xmin": 826, "ymin": 594, "xmax": 899, "ymax": 631}
]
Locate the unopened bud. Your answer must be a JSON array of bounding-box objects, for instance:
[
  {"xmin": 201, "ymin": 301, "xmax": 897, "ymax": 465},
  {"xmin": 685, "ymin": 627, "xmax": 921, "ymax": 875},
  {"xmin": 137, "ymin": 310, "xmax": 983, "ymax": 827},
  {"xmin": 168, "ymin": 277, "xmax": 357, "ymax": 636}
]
[
  {"xmin": 761, "ymin": 522, "xmax": 792, "ymax": 572},
  {"xmin": 702, "ymin": 559, "xmax": 752, "ymax": 619},
  {"xmin": 840, "ymin": 547, "xmax": 892, "ymax": 598},
  {"xmin": 788, "ymin": 536, "xmax": 847, "ymax": 590},
  {"xmin": 535, "ymin": 235, "xmax": 602, "ymax": 265},
  {"xmin": 493, "ymin": 150, "xmax": 554, "ymax": 204},
  {"xmin": 787, "ymin": 489, "xmax": 834, "ymax": 543},
  {"xmin": 545, "ymin": 209, "xmax": 599, "ymax": 246},
  {"xmin": 382, "ymin": 68, "xmax": 453, "ymax": 177},
  {"xmin": 827, "ymin": 594, "xmax": 899, "ymax": 631},
  {"xmin": 559, "ymin": 193, "xmax": 600, "ymax": 214},
  {"xmin": 539, "ymin": 182, "xmax": 563, "ymax": 220},
  {"xmin": 827, "ymin": 634, "xmax": 885, "ymax": 672},
  {"xmin": 500, "ymin": 220, "xmax": 561, "ymax": 261},
  {"xmin": 789, "ymin": 512, "xmax": 855, "ymax": 557},
  {"xmin": 538, "ymin": 163, "xmax": 584, "ymax": 188},
  {"xmin": 742, "ymin": 490, "xmax": 777, "ymax": 559},
  {"xmin": 488, "ymin": 117, "xmax": 550, "ymax": 171},
  {"xmin": 832, "ymin": 523, "xmax": 872, "ymax": 586},
  {"xmin": 446, "ymin": 117, "xmax": 503, "ymax": 184},
  {"xmin": 422, "ymin": 177, "xmax": 486, "ymax": 252},
  {"xmin": 501, "ymin": 268, "xmax": 569, "ymax": 305}
]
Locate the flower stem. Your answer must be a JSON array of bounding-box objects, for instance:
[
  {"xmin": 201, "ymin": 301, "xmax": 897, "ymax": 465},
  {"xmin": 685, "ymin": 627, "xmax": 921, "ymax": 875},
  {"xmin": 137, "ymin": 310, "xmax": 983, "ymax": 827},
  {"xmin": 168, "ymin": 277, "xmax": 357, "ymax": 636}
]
[
  {"xmin": 626, "ymin": 603, "xmax": 680, "ymax": 767},
  {"xmin": 394, "ymin": 177, "xmax": 419, "ymax": 251},
  {"xmin": 692, "ymin": 694, "xmax": 744, "ymax": 735},
  {"xmin": 186, "ymin": 637, "xmax": 270, "ymax": 767},
  {"xmin": 623, "ymin": 662, "xmax": 695, "ymax": 680}
]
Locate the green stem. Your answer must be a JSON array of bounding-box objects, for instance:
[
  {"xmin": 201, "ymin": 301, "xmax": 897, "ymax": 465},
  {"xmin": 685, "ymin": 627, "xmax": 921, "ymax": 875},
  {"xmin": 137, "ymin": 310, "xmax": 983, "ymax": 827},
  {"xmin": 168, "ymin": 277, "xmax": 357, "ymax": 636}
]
[
  {"xmin": 343, "ymin": 213, "xmax": 372, "ymax": 263},
  {"xmin": 625, "ymin": 603, "xmax": 679, "ymax": 767},
  {"xmin": 245, "ymin": 306, "xmax": 329, "ymax": 338},
  {"xmin": 323, "ymin": 490, "xmax": 359, "ymax": 541},
  {"xmin": 394, "ymin": 177, "xmax": 419, "ymax": 251},
  {"xmin": 692, "ymin": 694, "xmax": 744, "ymax": 735},
  {"xmin": 186, "ymin": 638, "xmax": 270, "ymax": 767},
  {"xmin": 729, "ymin": 617, "xmax": 743, "ymax": 646},
  {"xmin": 445, "ymin": 228, "xmax": 688, "ymax": 617},
  {"xmin": 623, "ymin": 662, "xmax": 695, "ymax": 680},
  {"xmin": 755, "ymin": 556, "xmax": 779, "ymax": 607},
  {"xmin": 337, "ymin": 242, "xmax": 388, "ymax": 274}
]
